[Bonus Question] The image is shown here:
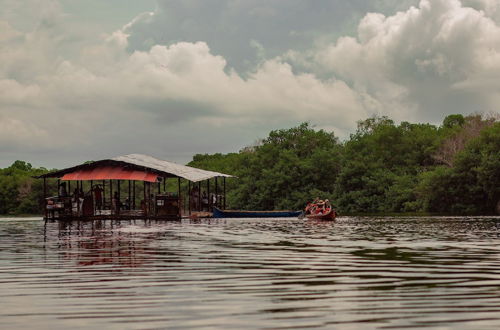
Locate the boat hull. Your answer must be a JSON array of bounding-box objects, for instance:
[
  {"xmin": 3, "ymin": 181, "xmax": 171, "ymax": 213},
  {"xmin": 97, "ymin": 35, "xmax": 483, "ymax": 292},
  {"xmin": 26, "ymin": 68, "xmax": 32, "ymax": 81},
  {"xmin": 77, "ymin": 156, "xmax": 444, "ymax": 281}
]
[
  {"xmin": 212, "ymin": 207, "xmax": 302, "ymax": 218},
  {"xmin": 305, "ymin": 209, "xmax": 336, "ymax": 221}
]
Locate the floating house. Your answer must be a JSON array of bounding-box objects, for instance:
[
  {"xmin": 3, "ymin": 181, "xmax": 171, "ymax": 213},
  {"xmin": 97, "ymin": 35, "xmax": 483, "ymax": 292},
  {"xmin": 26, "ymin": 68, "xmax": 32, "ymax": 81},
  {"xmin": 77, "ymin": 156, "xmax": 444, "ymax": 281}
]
[{"xmin": 37, "ymin": 154, "xmax": 234, "ymax": 221}]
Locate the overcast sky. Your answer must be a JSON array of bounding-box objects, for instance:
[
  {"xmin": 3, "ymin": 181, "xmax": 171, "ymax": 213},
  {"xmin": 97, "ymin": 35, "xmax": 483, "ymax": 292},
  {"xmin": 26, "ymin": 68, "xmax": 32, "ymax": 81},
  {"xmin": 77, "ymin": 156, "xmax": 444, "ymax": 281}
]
[{"xmin": 1, "ymin": 0, "xmax": 499, "ymax": 168}]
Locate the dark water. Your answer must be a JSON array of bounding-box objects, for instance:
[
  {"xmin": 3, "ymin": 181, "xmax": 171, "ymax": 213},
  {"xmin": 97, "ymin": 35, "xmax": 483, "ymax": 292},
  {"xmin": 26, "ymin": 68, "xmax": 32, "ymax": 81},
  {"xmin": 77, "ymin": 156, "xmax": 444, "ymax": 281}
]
[{"xmin": 1, "ymin": 216, "xmax": 500, "ymax": 329}]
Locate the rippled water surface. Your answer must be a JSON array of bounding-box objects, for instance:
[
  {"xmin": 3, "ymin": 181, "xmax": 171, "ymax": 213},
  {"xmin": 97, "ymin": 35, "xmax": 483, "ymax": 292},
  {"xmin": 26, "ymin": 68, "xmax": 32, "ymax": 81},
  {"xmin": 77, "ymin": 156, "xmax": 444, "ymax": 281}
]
[{"xmin": 1, "ymin": 216, "xmax": 500, "ymax": 329}]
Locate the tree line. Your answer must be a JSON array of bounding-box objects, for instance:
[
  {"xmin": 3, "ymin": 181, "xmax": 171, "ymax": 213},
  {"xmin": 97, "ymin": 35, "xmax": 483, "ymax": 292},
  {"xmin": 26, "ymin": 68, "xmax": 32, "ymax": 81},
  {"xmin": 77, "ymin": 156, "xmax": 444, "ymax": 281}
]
[
  {"xmin": 0, "ymin": 113, "xmax": 499, "ymax": 215},
  {"xmin": 188, "ymin": 113, "xmax": 500, "ymax": 215}
]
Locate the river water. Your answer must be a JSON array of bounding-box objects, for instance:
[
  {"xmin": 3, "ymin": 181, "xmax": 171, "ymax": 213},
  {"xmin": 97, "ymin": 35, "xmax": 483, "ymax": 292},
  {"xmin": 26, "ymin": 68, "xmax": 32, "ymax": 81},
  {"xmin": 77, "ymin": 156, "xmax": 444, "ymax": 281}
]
[{"xmin": 1, "ymin": 216, "xmax": 500, "ymax": 329}]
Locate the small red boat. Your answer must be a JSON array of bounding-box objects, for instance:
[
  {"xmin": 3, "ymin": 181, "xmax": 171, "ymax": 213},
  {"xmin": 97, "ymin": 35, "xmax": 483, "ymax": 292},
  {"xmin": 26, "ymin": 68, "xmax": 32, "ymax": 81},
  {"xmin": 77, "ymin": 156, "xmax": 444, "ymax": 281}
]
[{"xmin": 303, "ymin": 200, "xmax": 337, "ymax": 221}]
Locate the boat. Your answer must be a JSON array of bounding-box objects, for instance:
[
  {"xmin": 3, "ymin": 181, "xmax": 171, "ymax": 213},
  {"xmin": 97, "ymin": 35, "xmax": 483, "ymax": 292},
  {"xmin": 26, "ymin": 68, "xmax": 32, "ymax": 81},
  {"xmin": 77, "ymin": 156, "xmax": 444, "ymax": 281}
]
[
  {"xmin": 303, "ymin": 200, "xmax": 337, "ymax": 221},
  {"xmin": 212, "ymin": 207, "xmax": 302, "ymax": 218},
  {"xmin": 305, "ymin": 207, "xmax": 336, "ymax": 221}
]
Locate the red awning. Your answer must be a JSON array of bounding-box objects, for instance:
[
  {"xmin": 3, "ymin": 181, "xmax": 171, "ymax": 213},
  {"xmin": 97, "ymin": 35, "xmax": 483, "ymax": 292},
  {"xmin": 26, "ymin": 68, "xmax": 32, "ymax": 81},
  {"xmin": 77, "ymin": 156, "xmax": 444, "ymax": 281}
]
[{"xmin": 61, "ymin": 166, "xmax": 158, "ymax": 182}]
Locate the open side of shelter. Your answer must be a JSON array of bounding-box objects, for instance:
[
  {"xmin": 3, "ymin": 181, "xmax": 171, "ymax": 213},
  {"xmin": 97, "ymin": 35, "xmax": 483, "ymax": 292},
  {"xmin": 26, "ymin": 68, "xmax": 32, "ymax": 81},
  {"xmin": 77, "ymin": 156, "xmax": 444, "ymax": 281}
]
[{"xmin": 36, "ymin": 154, "xmax": 234, "ymax": 221}]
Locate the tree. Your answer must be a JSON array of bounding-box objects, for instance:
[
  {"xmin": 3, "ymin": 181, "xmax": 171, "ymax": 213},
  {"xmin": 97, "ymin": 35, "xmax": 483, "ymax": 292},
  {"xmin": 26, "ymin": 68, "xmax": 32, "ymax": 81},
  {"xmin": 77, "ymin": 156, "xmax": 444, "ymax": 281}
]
[
  {"xmin": 189, "ymin": 123, "xmax": 342, "ymax": 210},
  {"xmin": 334, "ymin": 117, "xmax": 439, "ymax": 213},
  {"xmin": 0, "ymin": 161, "xmax": 52, "ymax": 215},
  {"xmin": 434, "ymin": 114, "xmax": 498, "ymax": 167},
  {"xmin": 417, "ymin": 122, "xmax": 500, "ymax": 214}
]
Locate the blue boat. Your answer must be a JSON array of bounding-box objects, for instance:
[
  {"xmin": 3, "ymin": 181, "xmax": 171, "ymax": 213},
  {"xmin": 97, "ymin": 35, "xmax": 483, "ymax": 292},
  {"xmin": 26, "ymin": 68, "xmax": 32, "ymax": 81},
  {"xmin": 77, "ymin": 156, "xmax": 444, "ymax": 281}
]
[{"xmin": 212, "ymin": 207, "xmax": 302, "ymax": 218}]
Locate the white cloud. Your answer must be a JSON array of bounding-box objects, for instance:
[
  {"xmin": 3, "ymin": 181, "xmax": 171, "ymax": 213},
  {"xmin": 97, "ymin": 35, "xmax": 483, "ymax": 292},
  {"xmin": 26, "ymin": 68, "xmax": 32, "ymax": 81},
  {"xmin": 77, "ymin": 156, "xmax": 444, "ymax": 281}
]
[
  {"xmin": 0, "ymin": 9, "xmax": 368, "ymax": 165},
  {"xmin": 0, "ymin": 115, "xmax": 50, "ymax": 151},
  {"xmin": 304, "ymin": 0, "xmax": 500, "ymax": 122},
  {"xmin": 1, "ymin": 0, "xmax": 500, "ymax": 167},
  {"xmin": 463, "ymin": 0, "xmax": 500, "ymax": 22},
  {"xmin": 122, "ymin": 0, "xmax": 423, "ymax": 73}
]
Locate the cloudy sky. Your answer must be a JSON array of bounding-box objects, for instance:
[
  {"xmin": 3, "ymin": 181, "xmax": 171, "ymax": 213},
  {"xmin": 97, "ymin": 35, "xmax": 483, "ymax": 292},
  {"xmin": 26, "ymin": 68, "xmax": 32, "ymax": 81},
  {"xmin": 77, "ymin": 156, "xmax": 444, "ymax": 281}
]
[{"xmin": 1, "ymin": 0, "xmax": 499, "ymax": 168}]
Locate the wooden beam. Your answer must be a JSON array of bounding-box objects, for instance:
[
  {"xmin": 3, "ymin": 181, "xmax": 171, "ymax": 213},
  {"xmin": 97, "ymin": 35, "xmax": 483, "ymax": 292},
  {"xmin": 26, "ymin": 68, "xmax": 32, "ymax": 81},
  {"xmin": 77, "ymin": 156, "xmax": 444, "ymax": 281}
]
[
  {"xmin": 207, "ymin": 178, "xmax": 210, "ymax": 211},
  {"xmin": 143, "ymin": 181, "xmax": 146, "ymax": 215},
  {"xmin": 117, "ymin": 180, "xmax": 121, "ymax": 214},
  {"xmin": 178, "ymin": 178, "xmax": 181, "ymax": 217},
  {"xmin": 133, "ymin": 180, "xmax": 136, "ymax": 210},
  {"xmin": 102, "ymin": 180, "xmax": 106, "ymax": 207},
  {"xmin": 198, "ymin": 181, "xmax": 201, "ymax": 212},
  {"xmin": 43, "ymin": 177, "xmax": 47, "ymax": 219},
  {"xmin": 215, "ymin": 177, "xmax": 218, "ymax": 207},
  {"xmin": 188, "ymin": 181, "xmax": 191, "ymax": 215}
]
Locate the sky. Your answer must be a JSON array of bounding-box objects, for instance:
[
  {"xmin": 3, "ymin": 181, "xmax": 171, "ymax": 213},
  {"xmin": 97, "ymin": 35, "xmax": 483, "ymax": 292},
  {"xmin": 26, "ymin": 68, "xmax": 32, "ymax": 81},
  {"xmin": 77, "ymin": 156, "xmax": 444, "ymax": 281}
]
[{"xmin": 1, "ymin": 0, "xmax": 499, "ymax": 168}]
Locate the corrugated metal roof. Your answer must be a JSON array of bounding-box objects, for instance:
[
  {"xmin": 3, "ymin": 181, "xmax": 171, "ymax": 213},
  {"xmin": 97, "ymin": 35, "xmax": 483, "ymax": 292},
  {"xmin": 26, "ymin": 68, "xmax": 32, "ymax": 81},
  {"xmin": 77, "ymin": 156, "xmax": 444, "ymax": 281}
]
[
  {"xmin": 111, "ymin": 154, "xmax": 234, "ymax": 182},
  {"xmin": 36, "ymin": 154, "xmax": 235, "ymax": 183}
]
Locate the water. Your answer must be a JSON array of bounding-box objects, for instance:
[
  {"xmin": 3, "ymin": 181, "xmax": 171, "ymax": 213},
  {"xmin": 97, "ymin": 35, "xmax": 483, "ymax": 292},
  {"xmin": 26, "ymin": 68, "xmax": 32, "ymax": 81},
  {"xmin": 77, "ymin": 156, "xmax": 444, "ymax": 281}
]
[{"xmin": 1, "ymin": 216, "xmax": 500, "ymax": 329}]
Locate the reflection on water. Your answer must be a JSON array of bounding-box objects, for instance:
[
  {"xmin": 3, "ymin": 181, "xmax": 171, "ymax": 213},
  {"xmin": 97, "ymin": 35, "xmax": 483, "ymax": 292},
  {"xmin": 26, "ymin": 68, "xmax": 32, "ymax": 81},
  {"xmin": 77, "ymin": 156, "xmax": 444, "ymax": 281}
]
[{"xmin": 1, "ymin": 217, "xmax": 500, "ymax": 329}]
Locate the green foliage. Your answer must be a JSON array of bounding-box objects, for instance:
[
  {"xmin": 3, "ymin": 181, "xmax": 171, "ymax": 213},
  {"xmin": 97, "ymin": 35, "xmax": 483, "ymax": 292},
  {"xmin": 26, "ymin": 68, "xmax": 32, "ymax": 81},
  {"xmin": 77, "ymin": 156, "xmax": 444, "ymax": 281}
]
[
  {"xmin": 416, "ymin": 122, "xmax": 500, "ymax": 214},
  {"xmin": 334, "ymin": 117, "xmax": 440, "ymax": 213},
  {"xmin": 2, "ymin": 114, "xmax": 499, "ymax": 216},
  {"xmin": 189, "ymin": 123, "xmax": 341, "ymax": 210},
  {"xmin": 186, "ymin": 116, "xmax": 499, "ymax": 215},
  {"xmin": 442, "ymin": 114, "xmax": 465, "ymax": 129},
  {"xmin": 0, "ymin": 161, "xmax": 54, "ymax": 215}
]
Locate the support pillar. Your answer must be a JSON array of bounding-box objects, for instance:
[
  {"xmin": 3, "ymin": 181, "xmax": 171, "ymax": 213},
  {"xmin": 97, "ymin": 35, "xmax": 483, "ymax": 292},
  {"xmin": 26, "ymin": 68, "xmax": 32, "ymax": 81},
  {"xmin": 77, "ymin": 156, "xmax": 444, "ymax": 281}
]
[
  {"xmin": 117, "ymin": 180, "xmax": 121, "ymax": 215},
  {"xmin": 76, "ymin": 180, "xmax": 80, "ymax": 216},
  {"xmin": 215, "ymin": 177, "xmax": 218, "ymax": 208},
  {"xmin": 188, "ymin": 181, "xmax": 191, "ymax": 215},
  {"xmin": 43, "ymin": 177, "xmax": 47, "ymax": 219},
  {"xmin": 198, "ymin": 181, "xmax": 202, "ymax": 212},
  {"xmin": 207, "ymin": 178, "xmax": 211, "ymax": 211},
  {"xmin": 223, "ymin": 177, "xmax": 226, "ymax": 210},
  {"xmin": 102, "ymin": 180, "xmax": 106, "ymax": 208},
  {"xmin": 110, "ymin": 180, "xmax": 113, "ymax": 213},
  {"xmin": 133, "ymin": 181, "xmax": 136, "ymax": 210},
  {"xmin": 143, "ymin": 181, "xmax": 147, "ymax": 216},
  {"xmin": 178, "ymin": 178, "xmax": 181, "ymax": 217},
  {"xmin": 128, "ymin": 180, "xmax": 131, "ymax": 210}
]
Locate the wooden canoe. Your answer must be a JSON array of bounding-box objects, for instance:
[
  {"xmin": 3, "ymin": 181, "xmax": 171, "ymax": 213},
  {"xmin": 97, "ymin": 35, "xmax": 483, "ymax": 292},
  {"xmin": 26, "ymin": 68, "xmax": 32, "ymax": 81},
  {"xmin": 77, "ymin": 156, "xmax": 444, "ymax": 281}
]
[{"xmin": 305, "ymin": 208, "xmax": 337, "ymax": 221}]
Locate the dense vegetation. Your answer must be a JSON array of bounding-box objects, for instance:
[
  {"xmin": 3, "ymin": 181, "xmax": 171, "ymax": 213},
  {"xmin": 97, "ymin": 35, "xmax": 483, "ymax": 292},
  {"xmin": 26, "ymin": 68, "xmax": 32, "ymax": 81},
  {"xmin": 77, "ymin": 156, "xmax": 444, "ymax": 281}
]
[
  {"xmin": 188, "ymin": 114, "xmax": 500, "ymax": 215},
  {"xmin": 0, "ymin": 161, "xmax": 56, "ymax": 215},
  {"xmin": 1, "ymin": 113, "xmax": 499, "ymax": 215}
]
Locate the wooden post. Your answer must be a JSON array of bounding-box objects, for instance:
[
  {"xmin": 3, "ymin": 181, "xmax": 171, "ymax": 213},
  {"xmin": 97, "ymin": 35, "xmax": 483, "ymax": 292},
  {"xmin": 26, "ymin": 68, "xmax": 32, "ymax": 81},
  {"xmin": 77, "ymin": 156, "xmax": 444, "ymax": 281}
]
[
  {"xmin": 143, "ymin": 181, "xmax": 147, "ymax": 216},
  {"xmin": 110, "ymin": 180, "xmax": 113, "ymax": 212},
  {"xmin": 117, "ymin": 180, "xmax": 121, "ymax": 215},
  {"xmin": 76, "ymin": 180, "xmax": 80, "ymax": 216},
  {"xmin": 207, "ymin": 178, "xmax": 211, "ymax": 211},
  {"xmin": 178, "ymin": 178, "xmax": 181, "ymax": 217},
  {"xmin": 158, "ymin": 180, "xmax": 161, "ymax": 194},
  {"xmin": 102, "ymin": 180, "xmax": 106, "ymax": 208},
  {"xmin": 128, "ymin": 180, "xmax": 131, "ymax": 210},
  {"xmin": 223, "ymin": 177, "xmax": 226, "ymax": 210},
  {"xmin": 57, "ymin": 179, "xmax": 60, "ymax": 197},
  {"xmin": 43, "ymin": 177, "xmax": 47, "ymax": 219},
  {"xmin": 68, "ymin": 180, "xmax": 72, "ymax": 217},
  {"xmin": 188, "ymin": 181, "xmax": 191, "ymax": 215},
  {"xmin": 163, "ymin": 177, "xmax": 166, "ymax": 193},
  {"xmin": 215, "ymin": 177, "xmax": 218, "ymax": 208},
  {"xmin": 198, "ymin": 181, "xmax": 202, "ymax": 212},
  {"xmin": 133, "ymin": 181, "xmax": 136, "ymax": 210},
  {"xmin": 90, "ymin": 180, "xmax": 94, "ymax": 215},
  {"xmin": 147, "ymin": 182, "xmax": 152, "ymax": 216}
]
